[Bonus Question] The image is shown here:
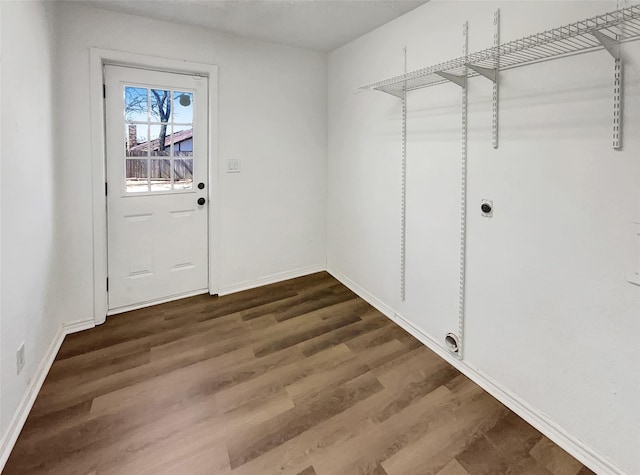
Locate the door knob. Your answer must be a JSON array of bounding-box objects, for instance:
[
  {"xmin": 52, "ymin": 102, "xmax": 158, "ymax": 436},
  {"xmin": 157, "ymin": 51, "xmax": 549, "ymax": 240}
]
[{"xmin": 197, "ymin": 197, "xmax": 206, "ymax": 206}]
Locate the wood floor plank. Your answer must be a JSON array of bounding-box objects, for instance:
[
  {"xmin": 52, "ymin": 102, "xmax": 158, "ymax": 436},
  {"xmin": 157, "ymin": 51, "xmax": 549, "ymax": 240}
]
[
  {"xmin": 140, "ymin": 443, "xmax": 231, "ymax": 475},
  {"xmin": 88, "ymin": 346, "xmax": 256, "ymax": 417},
  {"xmin": 298, "ymin": 308, "xmax": 389, "ymax": 356},
  {"xmin": 240, "ymin": 283, "xmax": 338, "ymax": 321},
  {"xmin": 16, "ymin": 400, "xmax": 93, "ymax": 446},
  {"xmin": 345, "ymin": 320, "xmax": 409, "ymax": 349},
  {"xmin": 381, "ymin": 383, "xmax": 509, "ymax": 475},
  {"xmin": 294, "ymin": 466, "xmax": 317, "ymax": 475},
  {"xmin": 229, "ymin": 344, "xmax": 459, "ymax": 475},
  {"xmin": 242, "ymin": 283, "xmax": 355, "ymax": 323},
  {"xmin": 436, "ymin": 459, "xmax": 470, "ymax": 475},
  {"xmin": 284, "ymin": 355, "xmax": 370, "ymax": 403},
  {"xmin": 482, "ymin": 411, "xmax": 552, "ymax": 474},
  {"xmin": 96, "ymin": 392, "xmax": 282, "ymax": 475},
  {"xmin": 215, "ymin": 343, "xmax": 354, "ymax": 413},
  {"xmin": 2, "ymin": 272, "xmax": 593, "ymax": 475},
  {"xmin": 455, "ymin": 435, "xmax": 512, "ymax": 474},
  {"xmin": 227, "ymin": 371, "xmax": 384, "ymax": 469},
  {"xmin": 43, "ymin": 348, "xmax": 152, "ymax": 388},
  {"xmin": 47, "ymin": 311, "xmax": 247, "ymax": 387},
  {"xmin": 271, "ymin": 285, "xmax": 357, "ymax": 323},
  {"xmin": 102, "ymin": 433, "xmax": 231, "ymax": 475},
  {"xmin": 319, "ymin": 377, "xmax": 480, "ymax": 474},
  {"xmin": 529, "ymin": 437, "xmax": 588, "ymax": 475},
  {"xmin": 227, "ymin": 401, "xmax": 380, "ymax": 475},
  {"xmin": 251, "ymin": 298, "xmax": 367, "ymax": 357},
  {"xmin": 310, "ymin": 384, "xmax": 456, "ymax": 474},
  {"xmin": 247, "ymin": 313, "xmax": 279, "ymax": 331}
]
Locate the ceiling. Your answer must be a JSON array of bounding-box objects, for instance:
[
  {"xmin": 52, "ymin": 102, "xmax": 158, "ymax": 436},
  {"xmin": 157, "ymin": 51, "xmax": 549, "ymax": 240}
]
[{"xmin": 76, "ymin": 0, "xmax": 429, "ymax": 52}]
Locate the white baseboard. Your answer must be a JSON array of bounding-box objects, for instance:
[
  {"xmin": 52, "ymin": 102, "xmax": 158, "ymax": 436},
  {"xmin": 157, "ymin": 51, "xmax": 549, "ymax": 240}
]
[
  {"xmin": 327, "ymin": 265, "xmax": 625, "ymax": 475},
  {"xmin": 0, "ymin": 317, "xmax": 95, "ymax": 471},
  {"xmin": 63, "ymin": 318, "xmax": 96, "ymax": 335},
  {"xmin": 217, "ymin": 264, "xmax": 326, "ymax": 296}
]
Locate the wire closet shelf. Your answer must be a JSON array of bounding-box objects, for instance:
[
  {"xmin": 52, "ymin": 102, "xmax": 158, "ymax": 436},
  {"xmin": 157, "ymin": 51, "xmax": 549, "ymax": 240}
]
[{"xmin": 357, "ymin": 4, "xmax": 640, "ymax": 97}]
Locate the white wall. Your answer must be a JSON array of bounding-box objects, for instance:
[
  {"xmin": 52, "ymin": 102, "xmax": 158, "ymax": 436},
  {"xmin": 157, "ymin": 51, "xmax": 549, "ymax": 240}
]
[
  {"xmin": 0, "ymin": 0, "xmax": 59, "ymax": 446},
  {"xmin": 328, "ymin": 1, "xmax": 640, "ymax": 473},
  {"xmin": 53, "ymin": 1, "xmax": 327, "ymax": 306}
]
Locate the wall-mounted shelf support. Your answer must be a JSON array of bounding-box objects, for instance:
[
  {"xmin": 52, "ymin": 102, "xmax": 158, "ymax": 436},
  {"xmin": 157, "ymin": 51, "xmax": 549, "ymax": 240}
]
[
  {"xmin": 492, "ymin": 9, "xmax": 500, "ymax": 148},
  {"xmin": 383, "ymin": 89, "xmax": 405, "ymax": 100},
  {"xmin": 466, "ymin": 64, "xmax": 497, "ymax": 82},
  {"xmin": 591, "ymin": 29, "xmax": 621, "ymax": 59},
  {"xmin": 590, "ymin": 28, "xmax": 624, "ymax": 150},
  {"xmin": 457, "ymin": 21, "xmax": 469, "ymax": 359},
  {"xmin": 435, "ymin": 71, "xmax": 467, "ymax": 88},
  {"xmin": 400, "ymin": 47, "xmax": 408, "ymax": 302},
  {"xmin": 613, "ymin": 58, "xmax": 623, "ymax": 150}
]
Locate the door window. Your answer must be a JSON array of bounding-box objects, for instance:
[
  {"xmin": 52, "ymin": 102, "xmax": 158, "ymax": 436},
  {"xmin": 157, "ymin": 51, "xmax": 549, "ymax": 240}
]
[{"xmin": 123, "ymin": 86, "xmax": 195, "ymax": 193}]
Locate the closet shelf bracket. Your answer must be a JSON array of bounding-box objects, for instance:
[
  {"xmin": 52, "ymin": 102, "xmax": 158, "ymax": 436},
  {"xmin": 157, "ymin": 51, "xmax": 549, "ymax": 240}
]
[
  {"xmin": 591, "ymin": 30, "xmax": 621, "ymax": 59},
  {"xmin": 435, "ymin": 71, "xmax": 467, "ymax": 88},
  {"xmin": 382, "ymin": 88, "xmax": 406, "ymax": 99},
  {"xmin": 590, "ymin": 27, "xmax": 623, "ymax": 149},
  {"xmin": 466, "ymin": 64, "xmax": 497, "ymax": 83}
]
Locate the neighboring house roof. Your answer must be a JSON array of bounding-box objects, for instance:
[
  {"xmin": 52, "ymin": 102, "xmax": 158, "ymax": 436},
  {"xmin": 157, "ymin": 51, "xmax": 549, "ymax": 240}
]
[{"xmin": 129, "ymin": 128, "xmax": 193, "ymax": 153}]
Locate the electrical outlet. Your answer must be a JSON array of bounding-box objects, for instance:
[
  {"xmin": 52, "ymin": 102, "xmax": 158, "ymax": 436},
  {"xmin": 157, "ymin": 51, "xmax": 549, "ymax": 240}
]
[{"xmin": 17, "ymin": 343, "xmax": 25, "ymax": 375}]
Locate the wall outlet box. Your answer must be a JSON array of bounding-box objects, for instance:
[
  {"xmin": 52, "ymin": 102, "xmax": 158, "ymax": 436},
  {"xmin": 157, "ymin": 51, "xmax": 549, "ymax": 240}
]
[{"xmin": 17, "ymin": 343, "xmax": 25, "ymax": 375}]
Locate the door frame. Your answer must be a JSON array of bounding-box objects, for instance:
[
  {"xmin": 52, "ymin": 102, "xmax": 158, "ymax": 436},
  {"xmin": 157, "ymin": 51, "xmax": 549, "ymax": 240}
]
[{"xmin": 90, "ymin": 48, "xmax": 219, "ymax": 325}]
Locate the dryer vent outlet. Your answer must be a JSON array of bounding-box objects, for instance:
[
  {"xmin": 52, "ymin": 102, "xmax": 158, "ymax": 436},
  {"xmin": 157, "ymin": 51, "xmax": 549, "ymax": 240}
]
[{"xmin": 445, "ymin": 333, "xmax": 460, "ymax": 354}]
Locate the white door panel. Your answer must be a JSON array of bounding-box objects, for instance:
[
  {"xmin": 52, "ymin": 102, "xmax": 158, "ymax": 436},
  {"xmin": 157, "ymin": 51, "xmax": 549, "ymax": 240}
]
[{"xmin": 105, "ymin": 66, "xmax": 209, "ymax": 311}]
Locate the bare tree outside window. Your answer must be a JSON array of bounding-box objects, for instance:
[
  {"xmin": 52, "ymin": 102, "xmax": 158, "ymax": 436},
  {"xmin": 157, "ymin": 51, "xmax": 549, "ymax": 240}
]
[{"xmin": 125, "ymin": 88, "xmax": 172, "ymax": 153}]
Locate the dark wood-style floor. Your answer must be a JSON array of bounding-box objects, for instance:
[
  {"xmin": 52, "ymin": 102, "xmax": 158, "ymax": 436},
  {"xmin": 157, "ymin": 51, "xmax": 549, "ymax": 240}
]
[{"xmin": 4, "ymin": 272, "xmax": 593, "ymax": 475}]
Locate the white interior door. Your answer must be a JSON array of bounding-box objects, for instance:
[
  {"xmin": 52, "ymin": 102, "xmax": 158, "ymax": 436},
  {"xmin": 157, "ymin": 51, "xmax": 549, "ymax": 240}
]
[{"xmin": 105, "ymin": 65, "xmax": 209, "ymax": 312}]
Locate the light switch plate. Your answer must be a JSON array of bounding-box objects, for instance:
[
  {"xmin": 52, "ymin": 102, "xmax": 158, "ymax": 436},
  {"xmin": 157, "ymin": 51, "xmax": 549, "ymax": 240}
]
[
  {"xmin": 628, "ymin": 222, "xmax": 640, "ymax": 286},
  {"xmin": 227, "ymin": 159, "xmax": 241, "ymax": 173}
]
